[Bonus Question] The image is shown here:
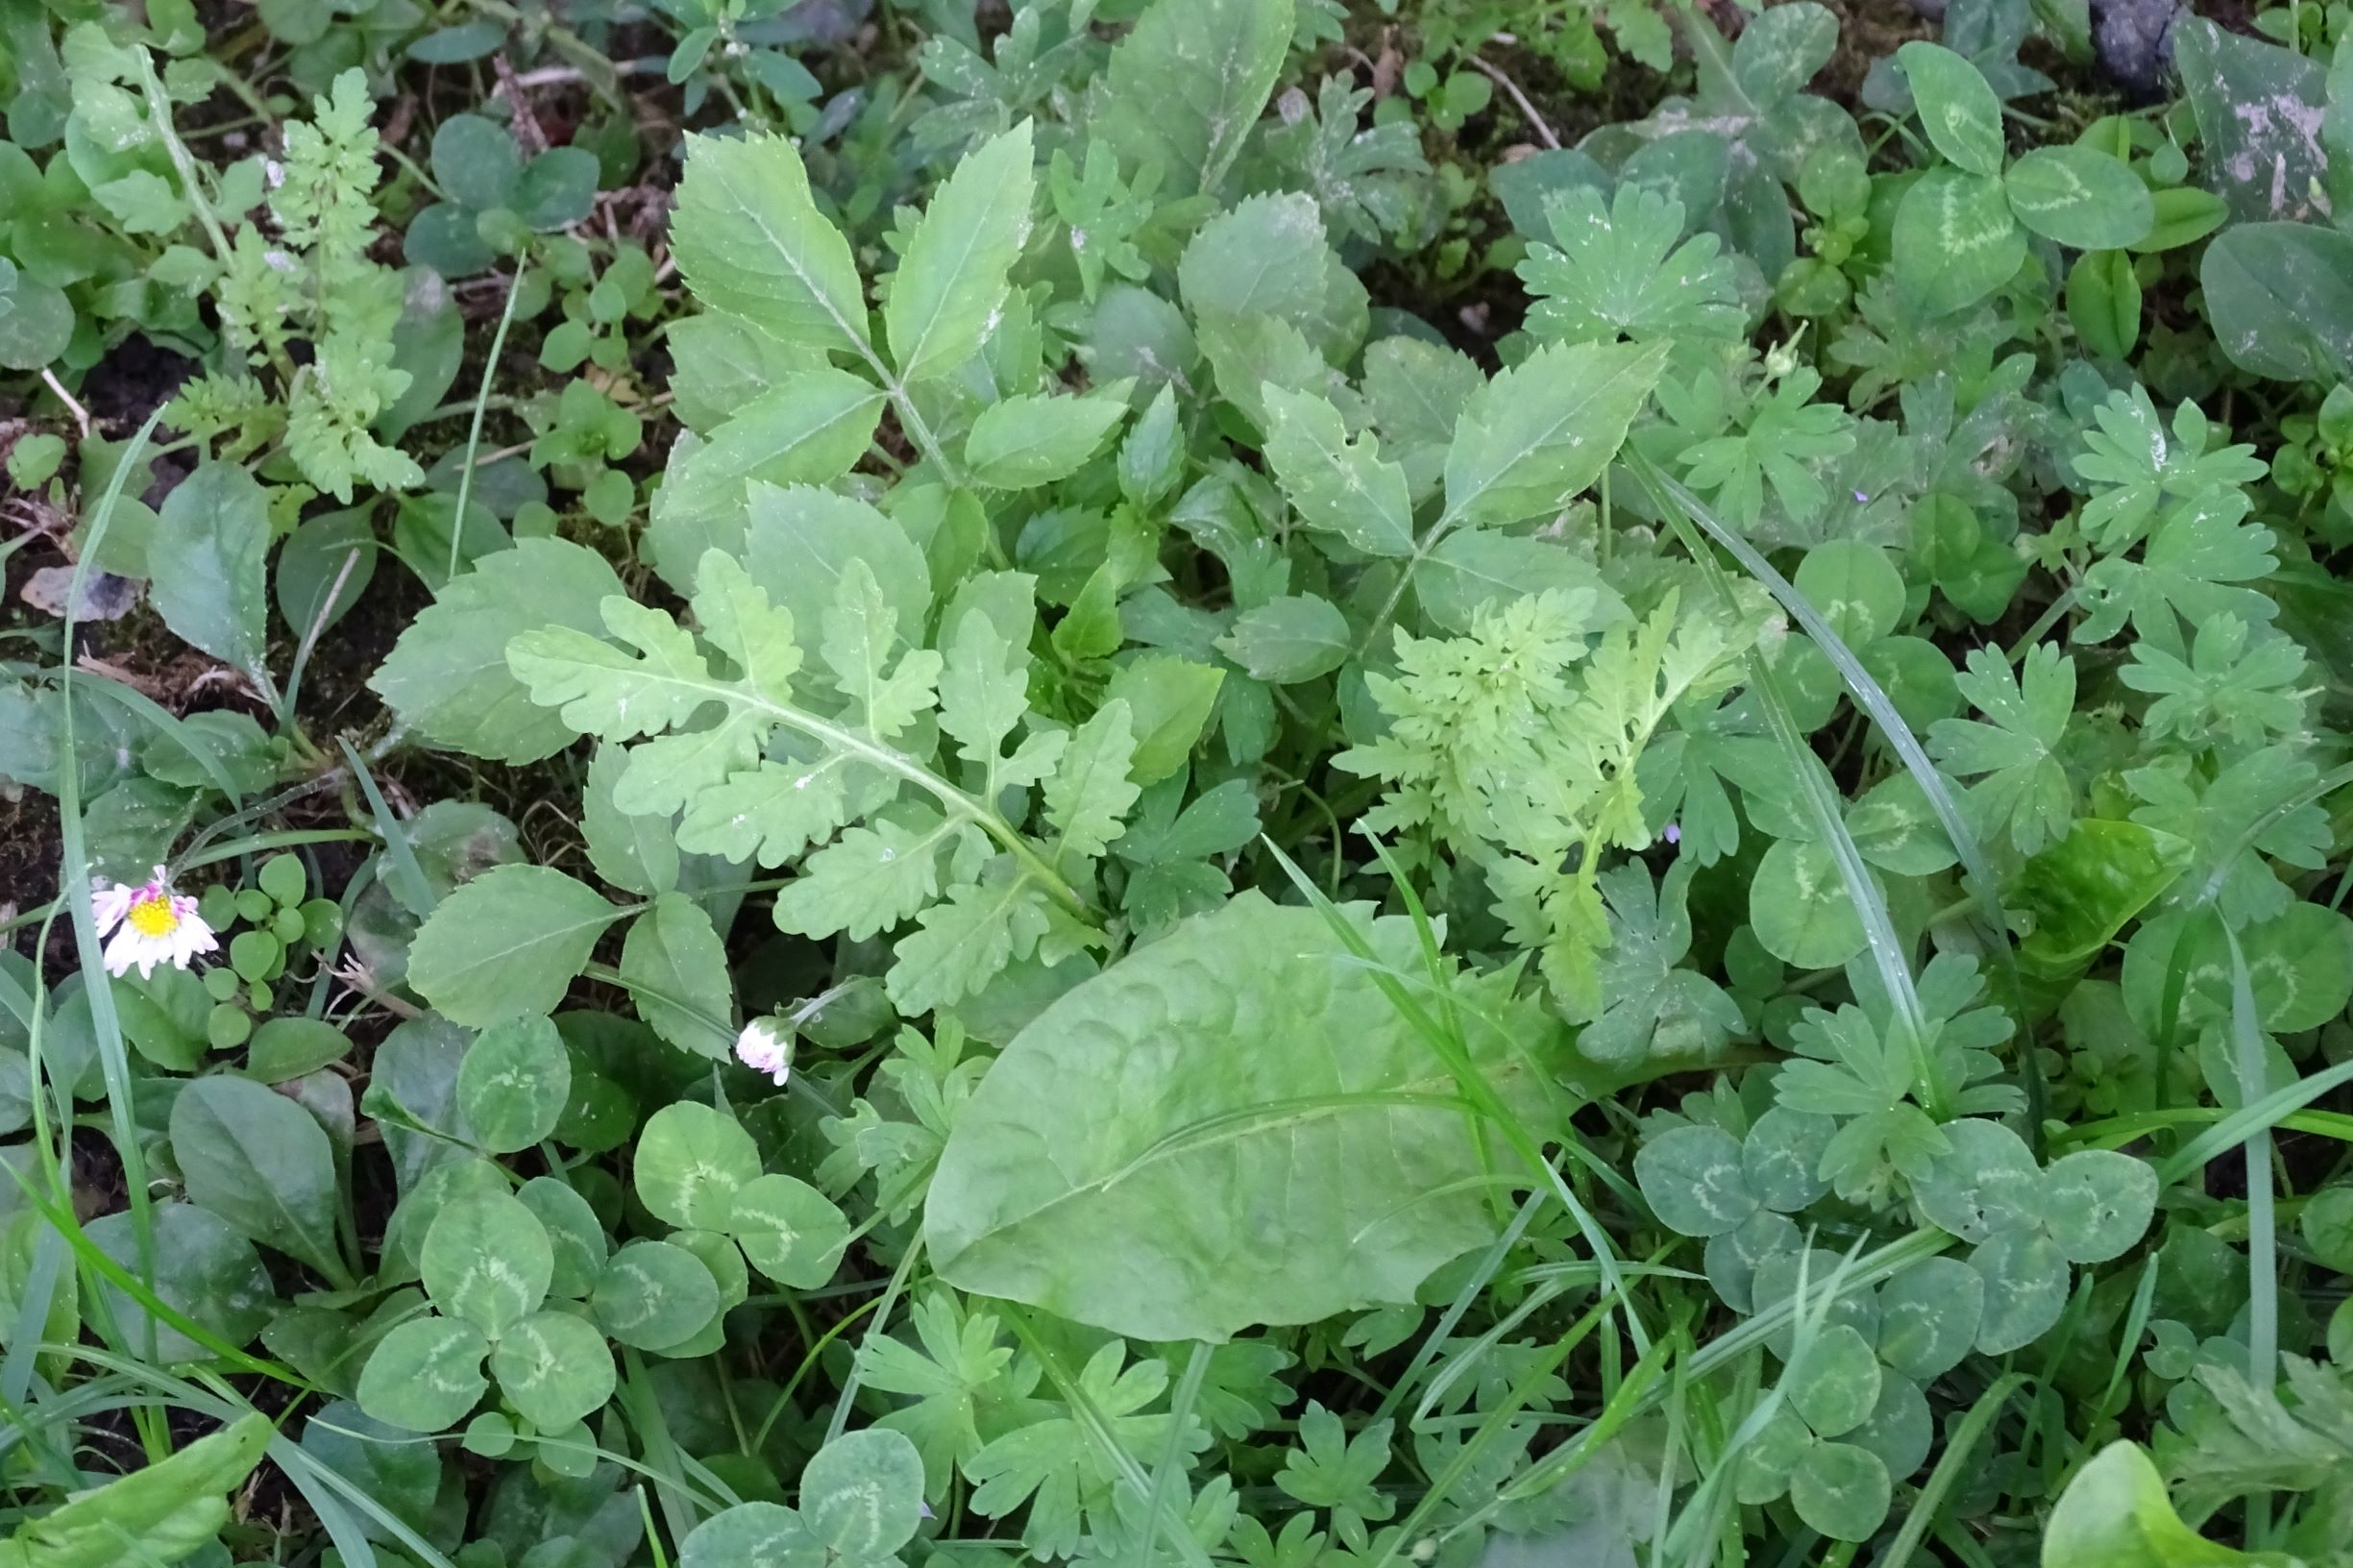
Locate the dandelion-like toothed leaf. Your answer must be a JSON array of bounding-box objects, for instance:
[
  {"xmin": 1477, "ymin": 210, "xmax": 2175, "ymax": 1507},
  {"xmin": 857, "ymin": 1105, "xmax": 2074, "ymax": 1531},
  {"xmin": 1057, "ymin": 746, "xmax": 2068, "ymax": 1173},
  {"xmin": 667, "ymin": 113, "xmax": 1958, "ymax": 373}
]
[
  {"xmin": 506, "ymin": 598, "xmax": 719, "ymax": 740},
  {"xmin": 887, "ymin": 870, "xmax": 1056, "ymax": 1016},
  {"xmin": 1259, "ymin": 383, "xmax": 1416, "ymax": 556},
  {"xmin": 507, "ymin": 547, "xmax": 1101, "ymax": 1012},
  {"xmin": 775, "ymin": 808, "xmax": 976, "ymax": 942},
  {"xmin": 1044, "ymin": 699, "xmax": 1140, "ymax": 868}
]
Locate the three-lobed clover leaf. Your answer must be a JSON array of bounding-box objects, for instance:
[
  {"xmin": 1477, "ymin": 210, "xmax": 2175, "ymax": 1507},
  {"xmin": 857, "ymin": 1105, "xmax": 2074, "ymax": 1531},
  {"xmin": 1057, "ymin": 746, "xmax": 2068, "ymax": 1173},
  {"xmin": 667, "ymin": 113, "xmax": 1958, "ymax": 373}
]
[
  {"xmin": 1634, "ymin": 1108, "xmax": 1834, "ymax": 1242},
  {"xmin": 358, "ymin": 1191, "xmax": 618, "ymax": 1435},
  {"xmin": 680, "ymin": 1428, "xmax": 928, "ymax": 1568},
  {"xmin": 1912, "ymin": 1118, "xmax": 2157, "ymax": 1354}
]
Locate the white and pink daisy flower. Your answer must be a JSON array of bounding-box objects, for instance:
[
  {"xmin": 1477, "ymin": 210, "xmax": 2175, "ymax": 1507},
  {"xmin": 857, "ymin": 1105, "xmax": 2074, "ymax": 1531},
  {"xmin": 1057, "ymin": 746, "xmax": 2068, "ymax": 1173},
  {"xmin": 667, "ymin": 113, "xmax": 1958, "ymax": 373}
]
[
  {"xmin": 734, "ymin": 1016, "xmax": 794, "ymax": 1086},
  {"xmin": 90, "ymin": 865, "xmax": 218, "ymax": 979}
]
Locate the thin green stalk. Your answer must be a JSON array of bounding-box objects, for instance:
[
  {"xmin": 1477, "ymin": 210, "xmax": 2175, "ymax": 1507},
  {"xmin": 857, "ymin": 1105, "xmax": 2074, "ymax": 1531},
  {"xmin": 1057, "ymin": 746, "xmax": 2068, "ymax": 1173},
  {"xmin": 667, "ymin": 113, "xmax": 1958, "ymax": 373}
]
[
  {"xmin": 2224, "ymin": 926, "xmax": 2280, "ymax": 1469},
  {"xmin": 57, "ymin": 406, "xmax": 166, "ymax": 1355},
  {"xmin": 449, "ymin": 259, "xmax": 529, "ymax": 586},
  {"xmin": 1876, "ymin": 1375, "xmax": 2024, "ymax": 1568}
]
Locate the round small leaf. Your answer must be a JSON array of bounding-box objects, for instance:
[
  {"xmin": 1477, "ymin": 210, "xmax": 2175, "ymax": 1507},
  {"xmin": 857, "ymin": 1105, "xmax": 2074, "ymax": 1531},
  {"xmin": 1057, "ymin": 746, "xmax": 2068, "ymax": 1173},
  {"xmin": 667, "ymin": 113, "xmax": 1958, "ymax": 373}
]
[
  {"xmin": 2238, "ymin": 901, "xmax": 2353, "ymax": 1033},
  {"xmin": 1789, "ymin": 1440, "xmax": 1892, "ymax": 1542},
  {"xmin": 1892, "ymin": 169, "xmax": 2025, "ymax": 318},
  {"xmin": 519, "ymin": 1175, "xmax": 609, "ymax": 1299},
  {"xmin": 1750, "ymin": 840, "xmax": 1867, "ymax": 970},
  {"xmin": 731, "ymin": 1173, "xmax": 851, "ymax": 1288},
  {"xmin": 674, "ymin": 1225, "xmax": 751, "ymax": 1310},
  {"xmin": 1633, "ymin": 1124, "xmax": 1755, "ymax": 1238},
  {"xmin": 2004, "ymin": 145, "xmax": 2155, "ymax": 250},
  {"xmin": 1741, "ymin": 1108, "xmax": 1833, "ymax": 1215},
  {"xmin": 515, "ymin": 147, "xmax": 601, "ymax": 230},
  {"xmin": 802, "ymin": 1428, "xmax": 927, "ymax": 1558},
  {"xmin": 456, "ymin": 1015, "xmax": 574, "ymax": 1154},
  {"xmin": 2303, "ymin": 1186, "xmax": 2353, "ymax": 1274},
  {"xmin": 1791, "ymin": 1323, "xmax": 1880, "ymax": 1438},
  {"xmin": 1913, "ymin": 1118, "xmax": 2042, "ymax": 1242},
  {"xmin": 421, "ymin": 1193, "xmax": 553, "ymax": 1335},
  {"xmin": 1971, "ymin": 1228, "xmax": 2071, "ymax": 1354},
  {"xmin": 1732, "ymin": 1407, "xmax": 1809, "ymax": 1505},
  {"xmin": 1848, "ymin": 1372, "xmax": 1934, "ymax": 1480},
  {"xmin": 432, "ymin": 114, "xmax": 521, "ymax": 210},
  {"xmin": 1875, "ymin": 1257, "xmax": 1985, "ymax": 1379},
  {"xmin": 1846, "ymin": 772, "xmax": 1960, "ymax": 877},
  {"xmin": 230, "ymin": 930, "xmax": 283, "ymax": 983},
  {"xmin": 2039, "ymin": 1149, "xmax": 2157, "ymax": 1263},
  {"xmin": 1897, "ymin": 41, "xmax": 2005, "ymax": 176},
  {"xmin": 1793, "ymin": 541, "xmax": 1905, "ymax": 646},
  {"xmin": 257, "ymin": 853, "xmax": 307, "ymax": 907},
  {"xmin": 1753, "ymin": 1248, "xmax": 1880, "ymax": 1360},
  {"xmin": 357, "ymin": 1316, "xmax": 490, "ymax": 1432},
  {"xmin": 680, "ymin": 1503, "xmax": 823, "ymax": 1568},
  {"xmin": 1704, "ymin": 1211, "xmax": 1802, "ymax": 1312},
  {"xmin": 489, "ymin": 1308, "xmax": 616, "ymax": 1431},
  {"xmin": 635, "ymin": 1102, "xmax": 762, "ymax": 1230},
  {"xmin": 592, "ymin": 1239, "xmax": 722, "ymax": 1350}
]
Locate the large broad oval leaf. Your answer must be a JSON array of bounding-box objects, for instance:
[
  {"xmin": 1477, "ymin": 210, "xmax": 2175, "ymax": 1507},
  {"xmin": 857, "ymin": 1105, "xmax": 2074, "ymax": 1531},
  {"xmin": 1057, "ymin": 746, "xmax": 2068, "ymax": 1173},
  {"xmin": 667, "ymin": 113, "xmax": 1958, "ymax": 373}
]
[
  {"xmin": 2201, "ymin": 222, "xmax": 2353, "ymax": 382},
  {"xmin": 925, "ymin": 893, "xmax": 1513, "ymax": 1340}
]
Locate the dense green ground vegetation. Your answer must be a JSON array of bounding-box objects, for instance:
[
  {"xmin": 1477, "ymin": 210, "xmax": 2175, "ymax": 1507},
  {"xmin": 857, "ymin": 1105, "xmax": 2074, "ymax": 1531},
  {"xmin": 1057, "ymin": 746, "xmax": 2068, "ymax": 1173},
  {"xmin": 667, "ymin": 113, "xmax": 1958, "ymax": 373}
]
[{"xmin": 9, "ymin": 0, "xmax": 2353, "ymax": 1560}]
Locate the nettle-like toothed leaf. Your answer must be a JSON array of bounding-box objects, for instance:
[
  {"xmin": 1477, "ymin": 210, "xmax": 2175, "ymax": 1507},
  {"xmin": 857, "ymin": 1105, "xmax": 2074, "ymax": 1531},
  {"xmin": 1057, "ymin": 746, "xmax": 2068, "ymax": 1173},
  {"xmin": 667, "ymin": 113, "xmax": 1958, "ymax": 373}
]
[{"xmin": 506, "ymin": 551, "xmax": 1131, "ymax": 1013}]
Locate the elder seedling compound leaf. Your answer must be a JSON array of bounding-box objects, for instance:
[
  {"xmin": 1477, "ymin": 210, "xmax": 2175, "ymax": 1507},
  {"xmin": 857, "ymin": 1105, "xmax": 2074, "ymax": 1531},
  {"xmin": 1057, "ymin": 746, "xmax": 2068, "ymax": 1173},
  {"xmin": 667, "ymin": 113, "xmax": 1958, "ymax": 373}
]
[
  {"xmin": 406, "ymin": 865, "xmax": 620, "ymax": 1026},
  {"xmin": 1441, "ymin": 338, "xmax": 1669, "ymax": 529},
  {"xmin": 965, "ymin": 388, "xmax": 1131, "ymax": 488},
  {"xmin": 1217, "ymin": 595, "xmax": 1352, "ymax": 684},
  {"xmin": 370, "ymin": 537, "xmax": 627, "ymax": 765},
  {"xmin": 1091, "ymin": 0, "xmax": 1292, "ymax": 199},
  {"xmin": 1259, "ymin": 384, "xmax": 1416, "ymax": 557},
  {"xmin": 669, "ymin": 131, "xmax": 870, "ymax": 356},
  {"xmin": 886, "ymin": 121, "xmax": 1034, "ymax": 385},
  {"xmin": 619, "ymin": 892, "xmax": 735, "ymax": 1059}
]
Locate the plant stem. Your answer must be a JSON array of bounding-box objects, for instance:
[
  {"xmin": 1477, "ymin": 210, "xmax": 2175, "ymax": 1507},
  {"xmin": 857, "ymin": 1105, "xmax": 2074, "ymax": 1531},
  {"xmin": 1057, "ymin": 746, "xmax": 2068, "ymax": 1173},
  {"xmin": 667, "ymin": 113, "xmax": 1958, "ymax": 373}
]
[{"xmin": 449, "ymin": 259, "xmax": 528, "ymax": 586}]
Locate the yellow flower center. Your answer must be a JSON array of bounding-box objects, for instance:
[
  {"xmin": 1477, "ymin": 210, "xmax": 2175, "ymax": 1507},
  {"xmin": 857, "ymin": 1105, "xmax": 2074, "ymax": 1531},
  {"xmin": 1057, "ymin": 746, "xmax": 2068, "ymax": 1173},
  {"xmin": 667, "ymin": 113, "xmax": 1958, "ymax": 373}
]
[{"xmin": 126, "ymin": 894, "xmax": 181, "ymax": 938}]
